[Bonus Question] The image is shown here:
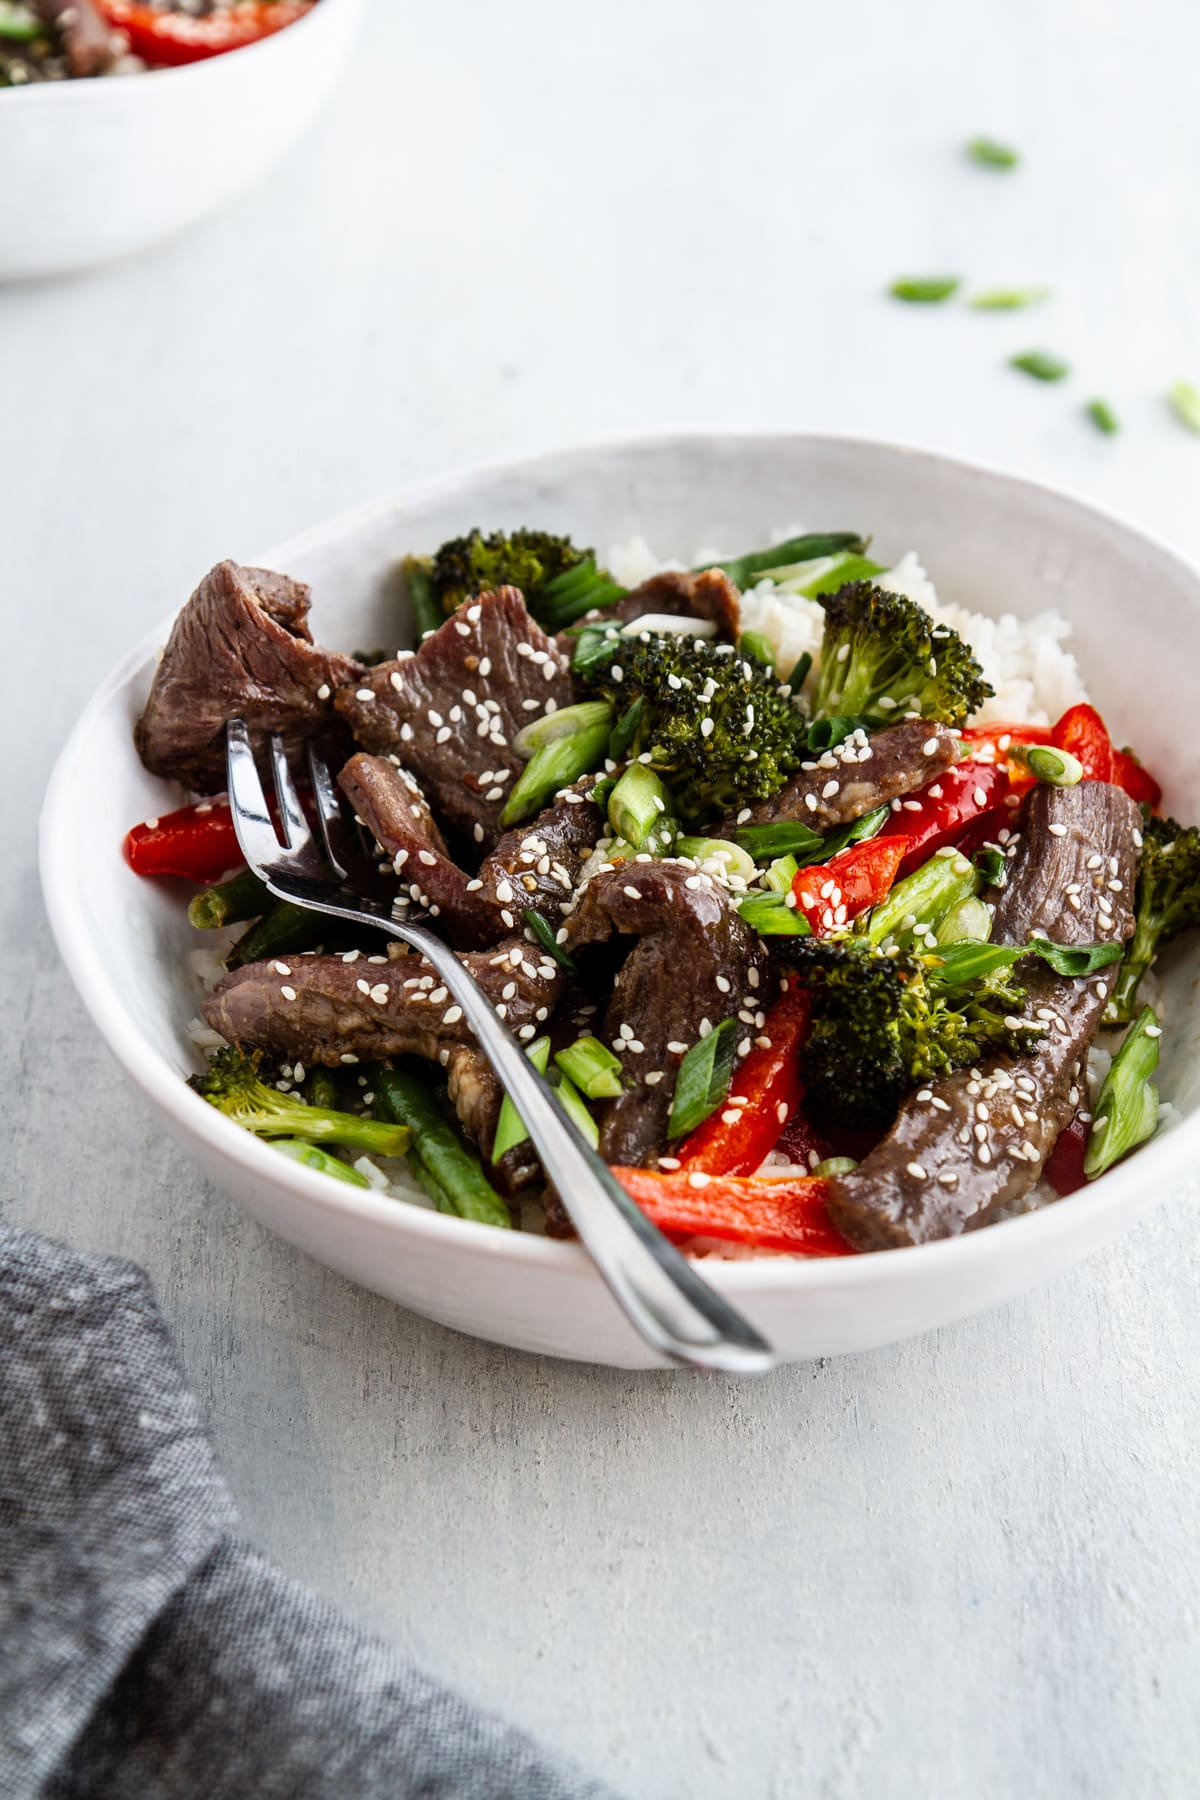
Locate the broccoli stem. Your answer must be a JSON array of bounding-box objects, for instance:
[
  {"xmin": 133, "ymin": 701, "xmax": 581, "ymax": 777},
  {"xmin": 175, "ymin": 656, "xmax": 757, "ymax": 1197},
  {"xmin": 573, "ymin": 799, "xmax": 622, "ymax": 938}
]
[
  {"xmin": 500, "ymin": 720, "xmax": 612, "ymax": 827},
  {"xmin": 554, "ymin": 1035, "xmax": 624, "ymax": 1100},
  {"xmin": 226, "ymin": 899, "xmax": 326, "ymax": 970},
  {"xmin": 187, "ymin": 867, "xmax": 268, "ymax": 930},
  {"xmin": 271, "ymin": 1141, "xmax": 371, "ymax": 1186},
  {"xmin": 304, "ymin": 1069, "xmax": 341, "ymax": 1109},
  {"xmin": 404, "ymin": 555, "xmax": 444, "ymax": 641},
  {"xmin": 1084, "ymin": 1008, "xmax": 1161, "ymax": 1178},
  {"xmin": 707, "ymin": 533, "xmax": 865, "ymax": 591},
  {"xmin": 865, "ymin": 850, "xmax": 976, "ymax": 951},
  {"xmin": 372, "ymin": 1062, "xmax": 511, "ymax": 1228},
  {"xmin": 249, "ymin": 1097, "xmax": 409, "ymax": 1156},
  {"xmin": 608, "ymin": 764, "xmax": 676, "ymax": 853}
]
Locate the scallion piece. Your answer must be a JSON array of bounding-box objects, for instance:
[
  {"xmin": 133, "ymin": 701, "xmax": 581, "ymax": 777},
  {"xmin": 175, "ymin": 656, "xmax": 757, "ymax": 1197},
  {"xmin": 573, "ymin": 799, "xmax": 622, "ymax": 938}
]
[
  {"xmin": 1015, "ymin": 743, "xmax": 1084, "ymax": 787},
  {"xmin": 500, "ymin": 719, "xmax": 611, "ymax": 826},
  {"xmin": 403, "ymin": 555, "xmax": 444, "ymax": 642},
  {"xmin": 866, "ymin": 850, "xmax": 976, "ymax": 950},
  {"xmin": 1010, "ymin": 350, "xmax": 1070, "ymax": 383},
  {"xmin": 607, "ymin": 763, "xmax": 676, "ymax": 853},
  {"xmin": 929, "ymin": 937, "xmax": 1123, "ymax": 986},
  {"xmin": 555, "ymin": 1035, "xmax": 624, "ymax": 1101},
  {"xmin": 738, "ymin": 630, "xmax": 776, "ymax": 667},
  {"xmin": 755, "ymin": 551, "xmax": 884, "ymax": 598},
  {"xmin": 551, "ymin": 1068, "xmax": 600, "ymax": 1148},
  {"xmin": 0, "ymin": 4, "xmax": 43, "ymax": 43},
  {"xmin": 513, "ymin": 699, "xmax": 613, "ymax": 759},
  {"xmin": 492, "ymin": 1037, "xmax": 552, "ymax": 1162},
  {"xmin": 813, "ymin": 1156, "xmax": 858, "ymax": 1178},
  {"xmin": 607, "ymin": 695, "xmax": 645, "ymax": 762},
  {"xmin": 762, "ymin": 854, "xmax": 800, "ymax": 894},
  {"xmin": 667, "ymin": 1019, "xmax": 739, "ymax": 1139},
  {"xmin": 889, "ymin": 276, "xmax": 962, "ymax": 303},
  {"xmin": 786, "ymin": 651, "xmax": 813, "ymax": 692},
  {"xmin": 523, "ymin": 908, "xmax": 577, "ymax": 975},
  {"xmin": 1086, "ymin": 399, "xmax": 1120, "ymax": 435},
  {"xmin": 1168, "ymin": 380, "xmax": 1200, "ymax": 435},
  {"xmin": 969, "ymin": 286, "xmax": 1050, "ymax": 310},
  {"xmin": 797, "ymin": 805, "xmax": 890, "ymax": 869},
  {"xmin": 675, "ymin": 837, "xmax": 757, "ymax": 883},
  {"xmin": 736, "ymin": 820, "xmax": 825, "ymax": 860},
  {"xmin": 1084, "ymin": 1006, "xmax": 1161, "ymax": 1178},
  {"xmin": 966, "ymin": 136, "xmax": 1020, "ymax": 169},
  {"xmin": 706, "ymin": 533, "xmax": 866, "ymax": 591},
  {"xmin": 934, "ymin": 895, "xmax": 993, "ymax": 946},
  {"xmin": 737, "ymin": 892, "xmax": 811, "ymax": 936}
]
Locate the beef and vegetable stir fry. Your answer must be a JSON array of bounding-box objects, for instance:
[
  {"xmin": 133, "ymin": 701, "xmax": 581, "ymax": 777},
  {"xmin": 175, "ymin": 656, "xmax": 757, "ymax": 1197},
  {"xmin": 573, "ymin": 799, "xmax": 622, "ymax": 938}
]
[
  {"xmin": 0, "ymin": 0, "xmax": 314, "ymax": 84},
  {"xmin": 124, "ymin": 525, "xmax": 1199, "ymax": 1256}
]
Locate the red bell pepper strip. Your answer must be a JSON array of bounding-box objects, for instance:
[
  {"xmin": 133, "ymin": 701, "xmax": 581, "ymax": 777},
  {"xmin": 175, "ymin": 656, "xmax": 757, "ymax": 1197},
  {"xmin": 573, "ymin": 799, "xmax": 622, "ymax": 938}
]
[
  {"xmin": 124, "ymin": 798, "xmax": 245, "ymax": 883},
  {"xmin": 675, "ymin": 988, "xmax": 811, "ymax": 1176},
  {"xmin": 1044, "ymin": 1112, "xmax": 1090, "ymax": 1197},
  {"xmin": 791, "ymin": 836, "xmax": 908, "ymax": 935},
  {"xmin": 959, "ymin": 721, "xmax": 1053, "ymax": 796},
  {"xmin": 1110, "ymin": 746, "xmax": 1162, "ymax": 811},
  {"xmin": 887, "ymin": 759, "xmax": 1012, "ymax": 876},
  {"xmin": 97, "ymin": 0, "xmax": 313, "ymax": 67},
  {"xmin": 613, "ymin": 1167, "xmax": 857, "ymax": 1256},
  {"xmin": 1052, "ymin": 703, "xmax": 1113, "ymax": 783}
]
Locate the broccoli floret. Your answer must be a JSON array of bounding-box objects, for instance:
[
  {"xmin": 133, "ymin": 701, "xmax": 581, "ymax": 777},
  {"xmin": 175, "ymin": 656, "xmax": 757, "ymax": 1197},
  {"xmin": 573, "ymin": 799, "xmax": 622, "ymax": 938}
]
[
  {"xmin": 1107, "ymin": 814, "xmax": 1200, "ymax": 1024},
  {"xmin": 576, "ymin": 629, "xmax": 810, "ymax": 826},
  {"xmin": 812, "ymin": 580, "xmax": 992, "ymax": 728},
  {"xmin": 428, "ymin": 528, "xmax": 623, "ymax": 627},
  {"xmin": 790, "ymin": 937, "xmax": 1040, "ymax": 1130},
  {"xmin": 189, "ymin": 1047, "xmax": 410, "ymax": 1157}
]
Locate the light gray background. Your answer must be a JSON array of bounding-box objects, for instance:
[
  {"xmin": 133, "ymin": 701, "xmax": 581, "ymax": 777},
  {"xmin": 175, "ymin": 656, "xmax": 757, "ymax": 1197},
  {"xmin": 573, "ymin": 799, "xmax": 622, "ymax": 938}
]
[{"xmin": 4, "ymin": 2, "xmax": 1199, "ymax": 1795}]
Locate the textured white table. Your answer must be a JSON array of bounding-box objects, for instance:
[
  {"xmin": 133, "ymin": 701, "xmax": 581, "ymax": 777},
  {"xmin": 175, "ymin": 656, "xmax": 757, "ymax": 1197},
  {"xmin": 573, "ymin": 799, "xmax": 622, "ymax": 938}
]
[{"xmin": 4, "ymin": 2, "xmax": 1200, "ymax": 1793}]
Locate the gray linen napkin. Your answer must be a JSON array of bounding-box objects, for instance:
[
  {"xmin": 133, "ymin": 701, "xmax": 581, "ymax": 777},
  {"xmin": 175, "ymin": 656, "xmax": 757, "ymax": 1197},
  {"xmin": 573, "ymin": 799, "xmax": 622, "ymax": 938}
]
[{"xmin": 0, "ymin": 1226, "xmax": 618, "ymax": 1800}]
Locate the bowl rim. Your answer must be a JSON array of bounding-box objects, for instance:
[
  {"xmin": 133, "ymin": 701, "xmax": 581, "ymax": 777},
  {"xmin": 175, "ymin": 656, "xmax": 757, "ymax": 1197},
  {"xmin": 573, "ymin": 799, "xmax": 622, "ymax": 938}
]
[
  {"xmin": 0, "ymin": 0, "xmax": 355, "ymax": 105},
  {"xmin": 39, "ymin": 425, "xmax": 1200, "ymax": 1296}
]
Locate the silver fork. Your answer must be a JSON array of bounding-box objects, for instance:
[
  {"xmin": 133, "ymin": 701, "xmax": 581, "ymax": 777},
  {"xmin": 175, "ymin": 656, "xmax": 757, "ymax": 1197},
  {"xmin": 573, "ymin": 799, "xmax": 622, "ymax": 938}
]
[{"xmin": 223, "ymin": 720, "xmax": 776, "ymax": 1374}]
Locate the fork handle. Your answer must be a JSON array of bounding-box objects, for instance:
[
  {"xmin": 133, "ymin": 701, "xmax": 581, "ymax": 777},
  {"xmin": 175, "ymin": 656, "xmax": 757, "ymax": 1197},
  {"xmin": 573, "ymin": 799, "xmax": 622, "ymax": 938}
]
[{"xmin": 385, "ymin": 925, "xmax": 776, "ymax": 1373}]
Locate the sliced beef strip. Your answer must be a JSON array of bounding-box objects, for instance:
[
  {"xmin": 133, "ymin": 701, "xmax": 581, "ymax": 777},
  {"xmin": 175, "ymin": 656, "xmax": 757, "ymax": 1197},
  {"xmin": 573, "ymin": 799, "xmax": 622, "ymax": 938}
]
[
  {"xmin": 562, "ymin": 862, "xmax": 772, "ymax": 1167},
  {"xmin": 334, "ymin": 587, "xmax": 573, "ymax": 851},
  {"xmin": 824, "ymin": 782, "xmax": 1142, "ymax": 1251},
  {"xmin": 476, "ymin": 780, "xmax": 608, "ymax": 925},
  {"xmin": 611, "ymin": 568, "xmax": 741, "ymax": 639},
  {"xmin": 35, "ymin": 0, "xmax": 116, "ymax": 76},
  {"xmin": 724, "ymin": 718, "xmax": 960, "ymax": 836},
  {"xmin": 202, "ymin": 935, "xmax": 566, "ymax": 1070},
  {"xmin": 338, "ymin": 753, "xmax": 500, "ymax": 949},
  {"xmin": 444, "ymin": 1048, "xmax": 541, "ymax": 1198},
  {"xmin": 135, "ymin": 560, "xmax": 363, "ymax": 793}
]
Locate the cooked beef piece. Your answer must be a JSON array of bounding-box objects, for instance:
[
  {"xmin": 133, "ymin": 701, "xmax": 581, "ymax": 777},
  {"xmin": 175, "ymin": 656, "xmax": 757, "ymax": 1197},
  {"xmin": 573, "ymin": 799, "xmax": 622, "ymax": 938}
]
[
  {"xmin": 611, "ymin": 568, "xmax": 741, "ymax": 640},
  {"xmin": 562, "ymin": 862, "xmax": 772, "ymax": 1167},
  {"xmin": 334, "ymin": 587, "xmax": 573, "ymax": 851},
  {"xmin": 825, "ymin": 782, "xmax": 1142, "ymax": 1251},
  {"xmin": 202, "ymin": 935, "xmax": 566, "ymax": 1070},
  {"xmin": 476, "ymin": 780, "xmax": 608, "ymax": 925},
  {"xmin": 724, "ymin": 718, "xmax": 960, "ymax": 836},
  {"xmin": 444, "ymin": 1048, "xmax": 540, "ymax": 1198},
  {"xmin": 35, "ymin": 0, "xmax": 116, "ymax": 76},
  {"xmin": 135, "ymin": 560, "xmax": 362, "ymax": 793},
  {"xmin": 338, "ymin": 753, "xmax": 500, "ymax": 949}
]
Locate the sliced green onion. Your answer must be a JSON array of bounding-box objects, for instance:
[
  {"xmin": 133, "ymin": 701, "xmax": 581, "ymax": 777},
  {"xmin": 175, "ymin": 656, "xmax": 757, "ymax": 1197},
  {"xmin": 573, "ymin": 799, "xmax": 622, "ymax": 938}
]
[
  {"xmin": 1086, "ymin": 399, "xmax": 1120, "ymax": 435},
  {"xmin": 757, "ymin": 552, "xmax": 884, "ymax": 597},
  {"xmin": 969, "ymin": 287, "xmax": 1050, "ymax": 310},
  {"xmin": 929, "ymin": 936, "xmax": 1123, "ymax": 986},
  {"xmin": 551, "ymin": 1068, "xmax": 600, "ymax": 1148},
  {"xmin": 271, "ymin": 1141, "xmax": 371, "ymax": 1186},
  {"xmin": 1031, "ymin": 939, "xmax": 1124, "ymax": 977},
  {"xmin": 786, "ymin": 651, "xmax": 813, "ymax": 692},
  {"xmin": 813, "ymin": 1156, "xmax": 858, "ymax": 1178},
  {"xmin": 974, "ymin": 845, "xmax": 1008, "ymax": 889},
  {"xmin": 736, "ymin": 820, "xmax": 824, "ymax": 861},
  {"xmin": 500, "ymin": 719, "xmax": 611, "ymax": 826},
  {"xmin": 403, "ymin": 555, "xmax": 444, "ymax": 641},
  {"xmin": 608, "ymin": 763, "xmax": 676, "ymax": 853},
  {"xmin": 607, "ymin": 695, "xmax": 645, "ymax": 762},
  {"xmin": 675, "ymin": 836, "xmax": 757, "ymax": 882},
  {"xmin": 707, "ymin": 533, "xmax": 866, "ymax": 591},
  {"xmin": 806, "ymin": 715, "xmax": 871, "ymax": 752},
  {"xmin": 1010, "ymin": 350, "xmax": 1070, "ymax": 382},
  {"xmin": 1084, "ymin": 1006, "xmax": 1161, "ymax": 1178},
  {"xmin": 1016, "ymin": 743, "xmax": 1084, "ymax": 787},
  {"xmin": 1168, "ymin": 380, "xmax": 1200, "ymax": 435},
  {"xmin": 537, "ymin": 558, "xmax": 627, "ymax": 631},
  {"xmin": 667, "ymin": 1019, "xmax": 739, "ymax": 1138},
  {"xmin": 966, "ymin": 136, "xmax": 1020, "ymax": 169},
  {"xmin": 797, "ymin": 805, "xmax": 890, "ymax": 869},
  {"xmin": 492, "ymin": 1036, "xmax": 552, "ymax": 1162},
  {"xmin": 0, "ymin": 3, "xmax": 44, "ymax": 41},
  {"xmin": 762, "ymin": 854, "xmax": 800, "ymax": 895},
  {"xmin": 889, "ymin": 276, "xmax": 962, "ymax": 303},
  {"xmin": 866, "ymin": 850, "xmax": 976, "ymax": 950},
  {"xmin": 513, "ymin": 699, "xmax": 612, "ymax": 759},
  {"xmin": 555, "ymin": 1035, "xmax": 624, "ymax": 1101},
  {"xmin": 935, "ymin": 895, "xmax": 993, "ymax": 946},
  {"xmin": 570, "ymin": 624, "xmax": 623, "ymax": 679},
  {"xmin": 523, "ymin": 908, "xmax": 576, "ymax": 974},
  {"xmin": 738, "ymin": 630, "xmax": 776, "ymax": 667},
  {"xmin": 737, "ymin": 892, "xmax": 811, "ymax": 936}
]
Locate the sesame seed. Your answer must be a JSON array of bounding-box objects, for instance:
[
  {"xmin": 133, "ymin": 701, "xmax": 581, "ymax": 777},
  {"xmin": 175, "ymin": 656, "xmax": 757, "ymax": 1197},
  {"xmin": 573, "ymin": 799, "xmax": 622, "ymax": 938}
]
[
  {"xmin": 443, "ymin": 1005, "xmax": 463, "ymax": 1024},
  {"xmin": 370, "ymin": 984, "xmax": 389, "ymax": 1005},
  {"xmin": 317, "ymin": 682, "xmax": 332, "ymax": 700},
  {"xmin": 906, "ymin": 1162, "xmax": 927, "ymax": 1180},
  {"xmin": 687, "ymin": 1171, "xmax": 712, "ymax": 1189},
  {"xmin": 667, "ymin": 1041, "xmax": 688, "ymax": 1054},
  {"xmin": 645, "ymin": 1071, "xmax": 665, "ymax": 1087},
  {"xmin": 355, "ymin": 688, "xmax": 375, "ymax": 702},
  {"xmin": 922, "ymin": 737, "xmax": 941, "ymax": 756}
]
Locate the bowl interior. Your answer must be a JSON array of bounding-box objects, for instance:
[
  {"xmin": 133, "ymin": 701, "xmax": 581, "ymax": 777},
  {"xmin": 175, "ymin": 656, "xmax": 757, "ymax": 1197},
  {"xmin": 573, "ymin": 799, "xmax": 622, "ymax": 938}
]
[{"xmin": 45, "ymin": 432, "xmax": 1200, "ymax": 1273}]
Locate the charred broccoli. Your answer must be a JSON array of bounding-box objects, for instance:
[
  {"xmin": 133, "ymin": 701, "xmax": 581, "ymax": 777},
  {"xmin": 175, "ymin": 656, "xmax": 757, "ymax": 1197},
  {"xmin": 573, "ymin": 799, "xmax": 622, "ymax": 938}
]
[
  {"xmin": 576, "ymin": 628, "xmax": 809, "ymax": 826},
  {"xmin": 427, "ymin": 528, "xmax": 624, "ymax": 628},
  {"xmin": 812, "ymin": 580, "xmax": 992, "ymax": 728},
  {"xmin": 189, "ymin": 1047, "xmax": 410, "ymax": 1157},
  {"xmin": 790, "ymin": 937, "xmax": 1040, "ymax": 1130},
  {"xmin": 1107, "ymin": 814, "xmax": 1200, "ymax": 1024}
]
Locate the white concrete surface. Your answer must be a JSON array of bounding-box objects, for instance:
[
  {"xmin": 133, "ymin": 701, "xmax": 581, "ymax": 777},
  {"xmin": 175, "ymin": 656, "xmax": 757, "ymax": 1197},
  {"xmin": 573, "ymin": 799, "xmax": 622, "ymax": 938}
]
[{"xmin": 4, "ymin": 1, "xmax": 1199, "ymax": 1793}]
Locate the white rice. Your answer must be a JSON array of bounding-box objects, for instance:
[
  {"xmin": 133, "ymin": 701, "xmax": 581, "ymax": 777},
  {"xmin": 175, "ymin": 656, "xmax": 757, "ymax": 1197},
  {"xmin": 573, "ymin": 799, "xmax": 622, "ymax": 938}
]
[{"xmin": 610, "ymin": 538, "xmax": 1089, "ymax": 729}]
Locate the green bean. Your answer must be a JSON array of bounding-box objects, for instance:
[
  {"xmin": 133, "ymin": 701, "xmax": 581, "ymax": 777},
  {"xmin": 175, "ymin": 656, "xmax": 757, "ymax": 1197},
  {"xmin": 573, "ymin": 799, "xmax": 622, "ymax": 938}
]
[
  {"xmin": 226, "ymin": 899, "xmax": 325, "ymax": 970},
  {"xmin": 187, "ymin": 867, "xmax": 268, "ymax": 930},
  {"xmin": 372, "ymin": 1062, "xmax": 511, "ymax": 1229}
]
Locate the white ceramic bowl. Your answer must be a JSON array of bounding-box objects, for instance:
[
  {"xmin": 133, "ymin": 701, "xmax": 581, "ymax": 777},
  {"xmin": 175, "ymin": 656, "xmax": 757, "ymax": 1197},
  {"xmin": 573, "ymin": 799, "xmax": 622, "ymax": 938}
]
[
  {"xmin": 0, "ymin": 0, "xmax": 363, "ymax": 281},
  {"xmin": 40, "ymin": 433, "xmax": 1200, "ymax": 1367}
]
